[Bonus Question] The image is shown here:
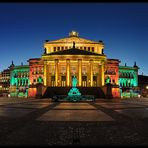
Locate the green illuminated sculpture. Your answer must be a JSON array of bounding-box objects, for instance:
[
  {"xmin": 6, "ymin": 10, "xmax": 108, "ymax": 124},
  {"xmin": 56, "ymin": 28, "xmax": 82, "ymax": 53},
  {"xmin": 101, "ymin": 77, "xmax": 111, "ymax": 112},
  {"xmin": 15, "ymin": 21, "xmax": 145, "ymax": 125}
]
[
  {"xmin": 105, "ymin": 76, "xmax": 111, "ymax": 84},
  {"xmin": 72, "ymin": 75, "xmax": 77, "ymax": 87},
  {"xmin": 66, "ymin": 76, "xmax": 81, "ymax": 101}
]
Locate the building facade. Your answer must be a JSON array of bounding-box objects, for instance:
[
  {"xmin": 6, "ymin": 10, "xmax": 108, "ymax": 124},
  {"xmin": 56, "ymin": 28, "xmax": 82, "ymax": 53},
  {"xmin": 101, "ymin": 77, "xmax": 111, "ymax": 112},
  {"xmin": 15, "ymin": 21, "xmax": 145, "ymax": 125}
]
[
  {"xmin": 1, "ymin": 31, "xmax": 139, "ymax": 98},
  {"xmin": 0, "ymin": 61, "xmax": 14, "ymax": 95},
  {"xmin": 138, "ymin": 75, "xmax": 148, "ymax": 97},
  {"xmin": 42, "ymin": 31, "xmax": 106, "ymax": 88},
  {"xmin": 10, "ymin": 64, "xmax": 29, "ymax": 97}
]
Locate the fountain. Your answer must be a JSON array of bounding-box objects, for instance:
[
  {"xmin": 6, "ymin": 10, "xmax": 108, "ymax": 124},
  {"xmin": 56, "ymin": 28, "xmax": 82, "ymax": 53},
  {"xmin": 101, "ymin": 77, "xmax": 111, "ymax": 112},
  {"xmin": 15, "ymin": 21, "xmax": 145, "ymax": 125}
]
[{"xmin": 65, "ymin": 76, "xmax": 82, "ymax": 101}]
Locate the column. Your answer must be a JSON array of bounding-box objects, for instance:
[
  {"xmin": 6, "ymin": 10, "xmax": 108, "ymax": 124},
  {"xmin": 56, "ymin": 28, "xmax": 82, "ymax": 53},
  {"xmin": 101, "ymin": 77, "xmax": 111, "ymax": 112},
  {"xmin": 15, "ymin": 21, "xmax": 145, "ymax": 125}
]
[
  {"xmin": 90, "ymin": 60, "xmax": 93, "ymax": 87},
  {"xmin": 101, "ymin": 62, "xmax": 105, "ymax": 86},
  {"xmin": 66, "ymin": 59, "xmax": 70, "ymax": 86},
  {"xmin": 55, "ymin": 59, "xmax": 59, "ymax": 86},
  {"xmin": 43, "ymin": 62, "xmax": 47, "ymax": 86},
  {"xmin": 78, "ymin": 59, "xmax": 82, "ymax": 86},
  {"xmin": 98, "ymin": 65, "xmax": 102, "ymax": 87},
  {"xmin": 46, "ymin": 64, "xmax": 50, "ymax": 86}
]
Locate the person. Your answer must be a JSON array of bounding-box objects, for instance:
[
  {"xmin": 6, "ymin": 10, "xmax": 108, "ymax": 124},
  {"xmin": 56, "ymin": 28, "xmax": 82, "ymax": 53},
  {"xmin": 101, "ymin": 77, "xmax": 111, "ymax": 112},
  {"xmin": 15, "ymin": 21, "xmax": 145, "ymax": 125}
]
[{"xmin": 72, "ymin": 76, "xmax": 77, "ymax": 87}]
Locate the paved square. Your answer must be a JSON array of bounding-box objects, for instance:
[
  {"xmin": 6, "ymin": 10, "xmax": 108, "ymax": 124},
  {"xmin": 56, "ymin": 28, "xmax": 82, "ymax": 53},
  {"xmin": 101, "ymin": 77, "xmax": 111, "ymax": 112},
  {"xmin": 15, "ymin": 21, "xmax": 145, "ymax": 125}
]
[
  {"xmin": 115, "ymin": 108, "xmax": 148, "ymax": 119},
  {"xmin": 98, "ymin": 103, "xmax": 144, "ymax": 109},
  {"xmin": 54, "ymin": 103, "xmax": 97, "ymax": 110},
  {"xmin": 37, "ymin": 110, "xmax": 114, "ymax": 121},
  {"xmin": 5, "ymin": 103, "xmax": 52, "ymax": 109},
  {"xmin": 0, "ymin": 107, "xmax": 35, "ymax": 118}
]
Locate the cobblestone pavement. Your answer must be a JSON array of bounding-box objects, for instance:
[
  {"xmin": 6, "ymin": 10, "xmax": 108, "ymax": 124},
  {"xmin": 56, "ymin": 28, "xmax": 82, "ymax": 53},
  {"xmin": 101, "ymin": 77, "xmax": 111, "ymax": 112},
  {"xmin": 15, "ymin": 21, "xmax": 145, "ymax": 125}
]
[{"xmin": 0, "ymin": 97, "xmax": 148, "ymax": 146}]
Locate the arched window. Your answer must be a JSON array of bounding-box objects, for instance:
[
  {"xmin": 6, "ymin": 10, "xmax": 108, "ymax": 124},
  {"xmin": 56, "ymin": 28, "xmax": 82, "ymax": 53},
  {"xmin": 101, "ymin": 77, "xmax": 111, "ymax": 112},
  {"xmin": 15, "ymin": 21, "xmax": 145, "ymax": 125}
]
[
  {"xmin": 37, "ymin": 77, "xmax": 43, "ymax": 83},
  {"xmin": 54, "ymin": 47, "xmax": 56, "ymax": 52},
  {"xmin": 105, "ymin": 76, "xmax": 111, "ymax": 84}
]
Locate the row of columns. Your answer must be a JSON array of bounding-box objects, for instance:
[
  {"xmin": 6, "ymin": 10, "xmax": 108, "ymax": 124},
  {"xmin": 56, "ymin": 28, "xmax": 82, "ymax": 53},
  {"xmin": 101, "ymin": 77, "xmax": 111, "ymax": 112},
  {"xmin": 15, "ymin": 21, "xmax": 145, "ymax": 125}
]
[{"xmin": 44, "ymin": 59, "xmax": 105, "ymax": 87}]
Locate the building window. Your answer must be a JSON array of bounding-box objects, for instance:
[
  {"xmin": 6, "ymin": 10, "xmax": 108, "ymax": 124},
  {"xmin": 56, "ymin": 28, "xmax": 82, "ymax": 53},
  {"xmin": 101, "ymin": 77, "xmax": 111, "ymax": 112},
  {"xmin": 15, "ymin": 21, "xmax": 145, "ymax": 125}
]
[
  {"xmin": 61, "ymin": 76, "xmax": 66, "ymax": 87},
  {"xmin": 51, "ymin": 76, "xmax": 55, "ymax": 86},
  {"xmin": 88, "ymin": 47, "xmax": 90, "ymax": 51},
  {"xmin": 92, "ymin": 47, "xmax": 94, "ymax": 52},
  {"xmin": 84, "ymin": 47, "xmax": 86, "ymax": 50},
  {"xmin": 82, "ymin": 76, "xmax": 87, "ymax": 87},
  {"xmin": 80, "ymin": 47, "xmax": 82, "ymax": 49},
  {"xmin": 37, "ymin": 77, "xmax": 43, "ymax": 83},
  {"xmin": 54, "ymin": 47, "xmax": 56, "ymax": 52},
  {"xmin": 65, "ymin": 46, "xmax": 68, "ymax": 50},
  {"xmin": 93, "ymin": 76, "xmax": 97, "ymax": 86},
  {"xmin": 57, "ymin": 47, "xmax": 60, "ymax": 51},
  {"xmin": 61, "ymin": 47, "xmax": 64, "ymax": 50}
]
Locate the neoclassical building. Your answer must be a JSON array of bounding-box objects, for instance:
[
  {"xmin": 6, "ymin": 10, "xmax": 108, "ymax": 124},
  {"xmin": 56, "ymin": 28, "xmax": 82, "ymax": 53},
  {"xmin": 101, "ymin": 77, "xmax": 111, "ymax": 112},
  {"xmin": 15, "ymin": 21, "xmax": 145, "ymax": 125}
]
[
  {"xmin": 42, "ymin": 31, "xmax": 106, "ymax": 88},
  {"xmin": 6, "ymin": 31, "xmax": 139, "ymax": 98}
]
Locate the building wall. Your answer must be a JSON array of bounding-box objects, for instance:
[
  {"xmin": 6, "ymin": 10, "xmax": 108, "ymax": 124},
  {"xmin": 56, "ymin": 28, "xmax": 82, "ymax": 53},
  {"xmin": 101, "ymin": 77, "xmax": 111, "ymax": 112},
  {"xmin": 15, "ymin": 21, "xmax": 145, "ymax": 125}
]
[
  {"xmin": 28, "ymin": 58, "xmax": 44, "ymax": 86},
  {"xmin": 42, "ymin": 55, "xmax": 107, "ymax": 87},
  {"xmin": 10, "ymin": 65, "xmax": 29, "ymax": 97},
  {"xmin": 119, "ymin": 65, "xmax": 138, "ymax": 88},
  {"xmin": 105, "ymin": 59, "xmax": 120, "ymax": 85}
]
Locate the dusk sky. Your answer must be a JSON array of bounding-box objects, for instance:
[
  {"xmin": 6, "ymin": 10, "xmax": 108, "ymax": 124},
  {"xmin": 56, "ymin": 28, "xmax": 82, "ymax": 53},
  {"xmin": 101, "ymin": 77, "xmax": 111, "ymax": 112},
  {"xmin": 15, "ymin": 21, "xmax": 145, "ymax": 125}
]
[{"xmin": 0, "ymin": 3, "xmax": 148, "ymax": 75}]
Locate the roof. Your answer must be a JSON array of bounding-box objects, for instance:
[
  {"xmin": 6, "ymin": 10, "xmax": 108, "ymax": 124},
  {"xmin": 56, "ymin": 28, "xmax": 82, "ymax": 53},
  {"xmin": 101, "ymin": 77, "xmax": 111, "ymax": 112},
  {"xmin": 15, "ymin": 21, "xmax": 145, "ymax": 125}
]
[
  {"xmin": 14, "ymin": 65, "xmax": 29, "ymax": 69},
  {"xmin": 45, "ymin": 47, "xmax": 104, "ymax": 56},
  {"xmin": 45, "ymin": 31, "xmax": 103, "ymax": 44}
]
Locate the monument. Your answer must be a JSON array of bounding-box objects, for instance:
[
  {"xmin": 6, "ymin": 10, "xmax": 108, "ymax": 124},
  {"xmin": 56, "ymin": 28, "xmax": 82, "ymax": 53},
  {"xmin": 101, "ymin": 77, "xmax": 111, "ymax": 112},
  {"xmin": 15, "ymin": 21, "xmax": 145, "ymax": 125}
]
[{"xmin": 65, "ymin": 76, "xmax": 82, "ymax": 101}]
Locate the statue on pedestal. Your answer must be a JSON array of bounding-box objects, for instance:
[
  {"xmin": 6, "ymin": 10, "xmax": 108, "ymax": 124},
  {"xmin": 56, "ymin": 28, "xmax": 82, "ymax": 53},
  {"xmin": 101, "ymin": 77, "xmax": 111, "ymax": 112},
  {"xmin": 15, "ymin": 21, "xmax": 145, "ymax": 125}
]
[{"xmin": 72, "ymin": 76, "xmax": 77, "ymax": 87}]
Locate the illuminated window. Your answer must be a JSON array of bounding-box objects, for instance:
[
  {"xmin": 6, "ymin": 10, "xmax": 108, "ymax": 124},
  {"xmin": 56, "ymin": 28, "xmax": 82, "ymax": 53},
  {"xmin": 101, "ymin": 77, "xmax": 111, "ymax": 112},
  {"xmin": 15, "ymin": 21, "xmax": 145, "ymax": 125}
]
[
  {"xmin": 112, "ymin": 79, "xmax": 115, "ymax": 84},
  {"xmin": 93, "ymin": 76, "xmax": 97, "ymax": 86},
  {"xmin": 51, "ymin": 76, "xmax": 55, "ymax": 86},
  {"xmin": 41, "ymin": 67, "xmax": 43, "ymax": 73},
  {"xmin": 37, "ymin": 77, "xmax": 43, "ymax": 83},
  {"xmin": 82, "ymin": 76, "xmax": 87, "ymax": 87},
  {"xmin": 61, "ymin": 76, "xmax": 66, "ymax": 87}
]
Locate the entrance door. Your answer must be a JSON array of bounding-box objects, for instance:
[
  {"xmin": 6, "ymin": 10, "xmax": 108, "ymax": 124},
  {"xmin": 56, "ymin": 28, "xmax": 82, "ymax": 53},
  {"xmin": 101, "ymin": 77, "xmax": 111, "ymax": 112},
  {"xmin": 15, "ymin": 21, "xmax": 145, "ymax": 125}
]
[
  {"xmin": 51, "ymin": 76, "xmax": 55, "ymax": 86},
  {"xmin": 93, "ymin": 76, "xmax": 97, "ymax": 87},
  {"xmin": 82, "ymin": 76, "xmax": 87, "ymax": 87},
  {"xmin": 61, "ymin": 76, "xmax": 66, "ymax": 87}
]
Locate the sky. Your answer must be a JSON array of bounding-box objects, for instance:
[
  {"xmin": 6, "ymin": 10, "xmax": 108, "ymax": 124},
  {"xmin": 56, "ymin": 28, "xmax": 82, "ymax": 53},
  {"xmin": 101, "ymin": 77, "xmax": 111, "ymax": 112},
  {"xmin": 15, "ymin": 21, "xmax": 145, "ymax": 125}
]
[{"xmin": 0, "ymin": 3, "xmax": 148, "ymax": 75}]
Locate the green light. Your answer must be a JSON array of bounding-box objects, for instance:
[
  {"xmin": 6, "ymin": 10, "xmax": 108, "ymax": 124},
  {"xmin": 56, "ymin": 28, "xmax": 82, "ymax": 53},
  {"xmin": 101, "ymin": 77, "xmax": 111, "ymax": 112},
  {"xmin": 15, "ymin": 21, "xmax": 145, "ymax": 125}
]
[{"xmin": 65, "ymin": 76, "xmax": 81, "ymax": 101}]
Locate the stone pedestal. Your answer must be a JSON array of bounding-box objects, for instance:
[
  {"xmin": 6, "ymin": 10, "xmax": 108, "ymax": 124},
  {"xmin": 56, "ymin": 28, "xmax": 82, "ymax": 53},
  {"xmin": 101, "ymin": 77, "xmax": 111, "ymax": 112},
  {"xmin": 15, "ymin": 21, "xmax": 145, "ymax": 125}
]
[
  {"xmin": 101, "ymin": 83, "xmax": 120, "ymax": 99},
  {"xmin": 101, "ymin": 84, "xmax": 113, "ymax": 99},
  {"xmin": 36, "ymin": 83, "xmax": 46, "ymax": 99},
  {"xmin": 106, "ymin": 84, "xmax": 113, "ymax": 99}
]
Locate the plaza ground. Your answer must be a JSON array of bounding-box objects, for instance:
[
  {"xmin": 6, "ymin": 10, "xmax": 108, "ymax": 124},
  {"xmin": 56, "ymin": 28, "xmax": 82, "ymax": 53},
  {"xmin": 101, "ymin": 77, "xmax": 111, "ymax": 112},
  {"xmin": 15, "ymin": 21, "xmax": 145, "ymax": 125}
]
[{"xmin": 0, "ymin": 97, "xmax": 148, "ymax": 145}]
